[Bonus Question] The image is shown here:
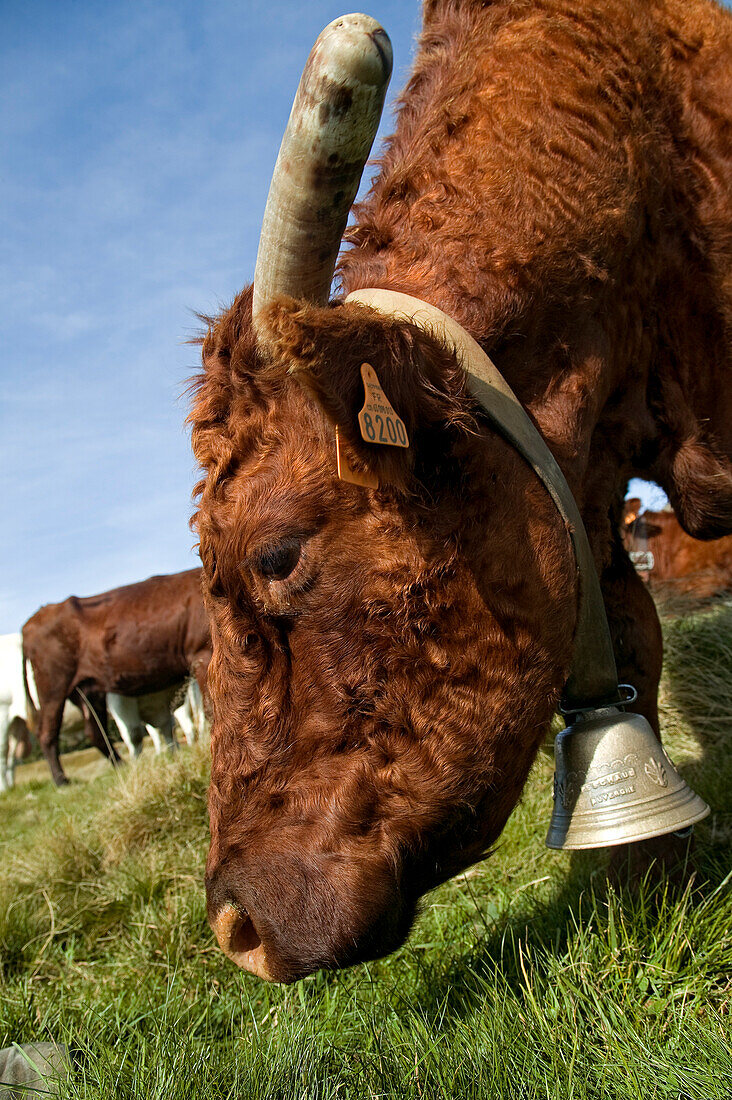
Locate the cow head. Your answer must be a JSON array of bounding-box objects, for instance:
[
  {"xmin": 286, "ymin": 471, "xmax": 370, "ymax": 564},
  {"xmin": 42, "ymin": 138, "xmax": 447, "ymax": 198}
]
[
  {"xmin": 194, "ymin": 287, "xmax": 577, "ymax": 981},
  {"xmin": 623, "ymin": 500, "xmax": 665, "ymax": 549},
  {"xmin": 191, "ymin": 15, "xmax": 578, "ymax": 982}
]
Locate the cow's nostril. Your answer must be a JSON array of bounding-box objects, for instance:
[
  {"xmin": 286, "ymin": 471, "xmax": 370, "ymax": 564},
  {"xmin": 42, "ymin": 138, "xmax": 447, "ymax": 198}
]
[
  {"xmin": 229, "ymin": 909, "xmax": 260, "ymax": 956},
  {"xmin": 209, "ymin": 902, "xmax": 275, "ymax": 981}
]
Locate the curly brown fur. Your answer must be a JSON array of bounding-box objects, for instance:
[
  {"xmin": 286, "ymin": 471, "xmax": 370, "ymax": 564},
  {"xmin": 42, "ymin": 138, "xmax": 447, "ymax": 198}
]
[
  {"xmin": 193, "ymin": 286, "xmax": 576, "ymax": 979},
  {"xmin": 191, "ymin": 0, "xmax": 732, "ymax": 979}
]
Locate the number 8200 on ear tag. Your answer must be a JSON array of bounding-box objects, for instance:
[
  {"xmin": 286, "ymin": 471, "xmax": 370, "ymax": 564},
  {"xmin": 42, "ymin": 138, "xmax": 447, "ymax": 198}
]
[{"xmin": 357, "ymin": 364, "xmax": 410, "ymax": 448}]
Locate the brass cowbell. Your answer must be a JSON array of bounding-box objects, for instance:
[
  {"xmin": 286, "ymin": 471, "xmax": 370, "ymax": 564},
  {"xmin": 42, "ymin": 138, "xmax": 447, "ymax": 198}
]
[{"xmin": 545, "ymin": 692, "xmax": 710, "ymax": 850}]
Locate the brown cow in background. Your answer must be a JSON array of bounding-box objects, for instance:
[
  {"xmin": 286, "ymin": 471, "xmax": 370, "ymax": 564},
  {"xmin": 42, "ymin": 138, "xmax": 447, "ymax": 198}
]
[
  {"xmin": 192, "ymin": 0, "xmax": 732, "ymax": 981},
  {"xmin": 23, "ymin": 569, "xmax": 210, "ymax": 785},
  {"xmin": 624, "ymin": 499, "xmax": 732, "ymax": 597}
]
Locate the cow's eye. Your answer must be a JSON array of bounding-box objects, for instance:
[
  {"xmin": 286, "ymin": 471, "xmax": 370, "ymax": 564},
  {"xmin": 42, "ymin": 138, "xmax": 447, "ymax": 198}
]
[{"xmin": 256, "ymin": 537, "xmax": 302, "ymax": 581}]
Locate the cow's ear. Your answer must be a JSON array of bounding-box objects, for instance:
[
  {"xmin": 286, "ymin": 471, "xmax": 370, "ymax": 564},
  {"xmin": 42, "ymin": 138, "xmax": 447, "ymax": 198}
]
[{"xmin": 258, "ymin": 297, "xmax": 470, "ymax": 488}]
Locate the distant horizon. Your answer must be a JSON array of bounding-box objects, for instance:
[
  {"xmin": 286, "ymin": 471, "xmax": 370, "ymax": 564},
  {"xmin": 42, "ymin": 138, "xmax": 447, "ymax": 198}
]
[{"xmin": 2, "ymin": 2, "xmax": 670, "ymax": 633}]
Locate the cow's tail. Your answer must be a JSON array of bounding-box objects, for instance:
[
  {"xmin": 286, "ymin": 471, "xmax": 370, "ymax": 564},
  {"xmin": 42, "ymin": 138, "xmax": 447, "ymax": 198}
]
[{"xmin": 22, "ymin": 646, "xmax": 40, "ymax": 735}]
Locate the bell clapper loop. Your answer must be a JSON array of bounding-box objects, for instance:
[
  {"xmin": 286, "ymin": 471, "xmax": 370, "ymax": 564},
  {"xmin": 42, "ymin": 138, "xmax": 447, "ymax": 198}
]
[
  {"xmin": 615, "ymin": 684, "xmax": 639, "ymax": 708},
  {"xmin": 558, "ymin": 683, "xmax": 638, "ymax": 721}
]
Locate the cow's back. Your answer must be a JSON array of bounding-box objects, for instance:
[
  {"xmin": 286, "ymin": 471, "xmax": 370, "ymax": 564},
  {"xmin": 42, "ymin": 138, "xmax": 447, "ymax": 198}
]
[
  {"xmin": 72, "ymin": 570, "xmax": 204, "ymax": 694},
  {"xmin": 23, "ymin": 569, "xmax": 206, "ymax": 696},
  {"xmin": 342, "ymin": 0, "xmax": 732, "ymax": 540}
]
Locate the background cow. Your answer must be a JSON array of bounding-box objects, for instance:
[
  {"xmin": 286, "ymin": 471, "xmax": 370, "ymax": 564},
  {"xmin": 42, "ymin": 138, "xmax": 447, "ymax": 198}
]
[
  {"xmin": 624, "ymin": 502, "xmax": 732, "ymax": 598},
  {"xmin": 23, "ymin": 569, "xmax": 210, "ymax": 785},
  {"xmin": 191, "ymin": 0, "xmax": 732, "ymax": 981},
  {"xmin": 107, "ymin": 678, "xmax": 207, "ymax": 758},
  {"xmin": 0, "ymin": 634, "xmax": 33, "ymax": 791}
]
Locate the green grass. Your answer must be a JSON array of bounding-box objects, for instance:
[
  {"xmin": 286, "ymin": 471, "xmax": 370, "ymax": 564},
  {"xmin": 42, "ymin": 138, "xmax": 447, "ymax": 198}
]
[{"xmin": 1, "ymin": 601, "xmax": 731, "ymax": 1098}]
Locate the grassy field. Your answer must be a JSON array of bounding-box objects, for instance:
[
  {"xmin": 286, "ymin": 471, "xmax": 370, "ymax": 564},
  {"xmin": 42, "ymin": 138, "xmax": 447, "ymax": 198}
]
[{"xmin": 1, "ymin": 601, "xmax": 731, "ymax": 1099}]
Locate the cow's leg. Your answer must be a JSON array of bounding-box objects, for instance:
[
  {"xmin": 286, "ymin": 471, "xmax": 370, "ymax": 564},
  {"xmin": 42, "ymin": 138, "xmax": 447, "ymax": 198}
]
[
  {"xmin": 191, "ymin": 679, "xmax": 207, "ymax": 740},
  {"xmin": 146, "ymin": 717, "xmax": 177, "ymax": 753},
  {"xmin": 0, "ymin": 702, "xmax": 11, "ymax": 792},
  {"xmin": 600, "ymin": 540, "xmax": 692, "ymax": 880},
  {"xmin": 191, "ymin": 678, "xmax": 206, "ymax": 739},
  {"xmin": 37, "ymin": 698, "xmax": 69, "ymax": 786},
  {"xmin": 5, "ymin": 717, "xmax": 30, "ymax": 791},
  {"xmin": 107, "ymin": 694, "xmax": 144, "ymax": 759},
  {"xmin": 11, "ymin": 717, "xmax": 32, "ymax": 762},
  {"xmin": 173, "ymin": 703, "xmax": 195, "ymax": 745},
  {"xmin": 144, "ymin": 694, "xmax": 177, "ymax": 754},
  {"xmin": 78, "ymin": 692, "xmax": 122, "ymax": 766},
  {"xmin": 191, "ymin": 662, "xmax": 210, "ymax": 735},
  {"xmin": 145, "ymin": 723, "xmax": 163, "ymax": 753},
  {"xmin": 173, "ymin": 683, "xmax": 198, "ymax": 746}
]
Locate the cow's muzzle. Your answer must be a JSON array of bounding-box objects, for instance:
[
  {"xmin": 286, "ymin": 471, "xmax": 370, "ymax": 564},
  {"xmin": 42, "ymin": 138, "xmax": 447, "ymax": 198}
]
[
  {"xmin": 209, "ymin": 903, "xmax": 275, "ymax": 982},
  {"xmin": 206, "ymin": 848, "xmax": 412, "ymax": 982}
]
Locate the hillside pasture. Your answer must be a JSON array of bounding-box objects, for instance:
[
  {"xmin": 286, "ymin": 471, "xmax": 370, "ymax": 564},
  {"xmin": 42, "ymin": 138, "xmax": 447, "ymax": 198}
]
[{"xmin": 1, "ymin": 602, "xmax": 731, "ymax": 1098}]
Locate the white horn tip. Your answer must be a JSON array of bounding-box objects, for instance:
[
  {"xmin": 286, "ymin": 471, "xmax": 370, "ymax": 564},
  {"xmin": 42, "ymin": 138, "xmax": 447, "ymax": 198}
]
[{"xmin": 316, "ymin": 13, "xmax": 393, "ymax": 88}]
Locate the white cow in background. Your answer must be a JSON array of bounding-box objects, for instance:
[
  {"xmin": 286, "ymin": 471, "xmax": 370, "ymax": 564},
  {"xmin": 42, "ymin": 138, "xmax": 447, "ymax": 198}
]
[
  {"xmin": 107, "ymin": 679, "xmax": 206, "ymax": 759},
  {"xmin": 0, "ymin": 633, "xmax": 35, "ymax": 791}
]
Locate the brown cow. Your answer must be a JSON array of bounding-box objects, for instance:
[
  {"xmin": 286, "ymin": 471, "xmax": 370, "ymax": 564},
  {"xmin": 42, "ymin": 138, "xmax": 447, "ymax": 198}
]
[
  {"xmin": 625, "ymin": 503, "xmax": 732, "ymax": 596},
  {"xmin": 23, "ymin": 569, "xmax": 210, "ymax": 786},
  {"xmin": 191, "ymin": 0, "xmax": 732, "ymax": 981}
]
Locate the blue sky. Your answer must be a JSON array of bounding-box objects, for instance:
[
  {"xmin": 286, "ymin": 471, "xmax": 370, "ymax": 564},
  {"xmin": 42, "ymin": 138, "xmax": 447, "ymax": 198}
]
[
  {"xmin": 1, "ymin": 0, "xmax": 663, "ymax": 634},
  {"xmin": 0, "ymin": 1, "xmax": 422, "ymax": 633}
]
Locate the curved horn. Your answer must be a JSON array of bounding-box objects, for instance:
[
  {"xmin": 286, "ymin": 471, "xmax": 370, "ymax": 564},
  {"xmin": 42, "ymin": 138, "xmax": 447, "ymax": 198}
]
[{"xmin": 252, "ymin": 13, "xmax": 392, "ymax": 337}]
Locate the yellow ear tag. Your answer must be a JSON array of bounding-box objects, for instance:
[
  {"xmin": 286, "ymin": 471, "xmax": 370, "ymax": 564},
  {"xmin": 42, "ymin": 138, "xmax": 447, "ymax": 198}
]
[
  {"xmin": 357, "ymin": 364, "xmax": 410, "ymax": 448},
  {"xmin": 336, "ymin": 427, "xmax": 379, "ymax": 489}
]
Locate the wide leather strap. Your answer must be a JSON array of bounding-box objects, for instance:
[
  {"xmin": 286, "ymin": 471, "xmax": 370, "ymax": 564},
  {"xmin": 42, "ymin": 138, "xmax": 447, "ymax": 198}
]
[{"xmin": 345, "ymin": 288, "xmax": 620, "ymax": 710}]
